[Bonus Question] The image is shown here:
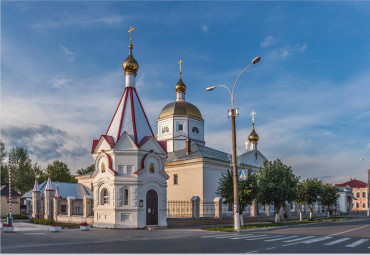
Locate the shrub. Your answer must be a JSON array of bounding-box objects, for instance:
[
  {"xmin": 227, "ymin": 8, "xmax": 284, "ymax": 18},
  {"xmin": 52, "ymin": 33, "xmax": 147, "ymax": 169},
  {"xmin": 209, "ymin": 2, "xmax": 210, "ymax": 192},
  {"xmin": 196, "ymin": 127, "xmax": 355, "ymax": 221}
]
[
  {"xmin": 30, "ymin": 218, "xmax": 55, "ymax": 225},
  {"xmin": 80, "ymin": 222, "xmax": 89, "ymax": 226},
  {"xmin": 12, "ymin": 214, "xmax": 29, "ymax": 219}
]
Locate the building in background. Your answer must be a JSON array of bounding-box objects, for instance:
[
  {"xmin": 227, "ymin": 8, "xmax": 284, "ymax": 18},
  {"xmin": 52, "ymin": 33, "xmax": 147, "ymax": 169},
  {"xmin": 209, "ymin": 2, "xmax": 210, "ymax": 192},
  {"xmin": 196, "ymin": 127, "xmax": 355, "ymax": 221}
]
[
  {"xmin": 1, "ymin": 185, "xmax": 21, "ymax": 217},
  {"xmin": 336, "ymin": 179, "xmax": 368, "ymax": 212}
]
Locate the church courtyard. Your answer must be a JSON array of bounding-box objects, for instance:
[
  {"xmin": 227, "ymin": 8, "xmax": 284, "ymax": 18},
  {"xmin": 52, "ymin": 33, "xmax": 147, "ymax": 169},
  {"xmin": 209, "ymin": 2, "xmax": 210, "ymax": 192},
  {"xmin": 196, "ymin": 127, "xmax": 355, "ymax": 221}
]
[{"xmin": 2, "ymin": 216, "xmax": 370, "ymax": 253}]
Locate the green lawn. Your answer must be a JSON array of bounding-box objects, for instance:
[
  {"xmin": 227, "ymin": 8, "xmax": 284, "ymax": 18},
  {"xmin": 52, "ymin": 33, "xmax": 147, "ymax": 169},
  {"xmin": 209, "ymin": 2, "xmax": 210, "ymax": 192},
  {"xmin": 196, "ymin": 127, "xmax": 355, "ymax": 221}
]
[{"xmin": 202, "ymin": 217, "xmax": 351, "ymax": 232}]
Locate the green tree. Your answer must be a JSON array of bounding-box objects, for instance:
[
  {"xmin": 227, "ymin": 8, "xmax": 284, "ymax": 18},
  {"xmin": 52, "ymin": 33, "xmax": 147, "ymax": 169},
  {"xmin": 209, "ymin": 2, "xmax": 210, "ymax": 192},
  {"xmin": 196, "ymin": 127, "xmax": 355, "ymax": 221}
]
[
  {"xmin": 319, "ymin": 183, "xmax": 339, "ymax": 218},
  {"xmin": 258, "ymin": 159, "xmax": 299, "ymax": 223},
  {"xmin": 216, "ymin": 169, "xmax": 259, "ymax": 225},
  {"xmin": 76, "ymin": 164, "xmax": 94, "ymax": 176},
  {"xmin": 46, "ymin": 160, "xmax": 76, "ymax": 182},
  {"xmin": 300, "ymin": 178, "xmax": 323, "ymax": 219},
  {"xmin": 1, "ymin": 140, "xmax": 8, "ymax": 185},
  {"xmin": 10, "ymin": 147, "xmax": 35, "ymax": 194},
  {"xmin": 33, "ymin": 163, "xmax": 48, "ymax": 184}
]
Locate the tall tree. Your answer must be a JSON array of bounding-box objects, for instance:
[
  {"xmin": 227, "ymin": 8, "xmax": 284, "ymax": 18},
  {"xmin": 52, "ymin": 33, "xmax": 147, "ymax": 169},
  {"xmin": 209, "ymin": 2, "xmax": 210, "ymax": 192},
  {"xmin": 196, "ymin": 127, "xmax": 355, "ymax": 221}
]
[
  {"xmin": 46, "ymin": 160, "xmax": 76, "ymax": 183},
  {"xmin": 0, "ymin": 140, "xmax": 8, "ymax": 185},
  {"xmin": 76, "ymin": 164, "xmax": 94, "ymax": 176},
  {"xmin": 258, "ymin": 159, "xmax": 299, "ymax": 223},
  {"xmin": 319, "ymin": 183, "xmax": 339, "ymax": 218},
  {"xmin": 216, "ymin": 169, "xmax": 259, "ymax": 225},
  {"xmin": 10, "ymin": 147, "xmax": 35, "ymax": 194},
  {"xmin": 300, "ymin": 178, "xmax": 323, "ymax": 219}
]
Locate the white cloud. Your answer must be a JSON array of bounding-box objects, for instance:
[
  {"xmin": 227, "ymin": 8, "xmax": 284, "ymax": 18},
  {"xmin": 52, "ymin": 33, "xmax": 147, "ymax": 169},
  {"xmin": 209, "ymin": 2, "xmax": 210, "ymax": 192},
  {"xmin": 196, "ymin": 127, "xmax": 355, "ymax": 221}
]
[
  {"xmin": 59, "ymin": 45, "xmax": 75, "ymax": 62},
  {"xmin": 271, "ymin": 43, "xmax": 307, "ymax": 58},
  {"xmin": 260, "ymin": 36, "xmax": 278, "ymax": 48},
  {"xmin": 201, "ymin": 24, "xmax": 209, "ymax": 32},
  {"xmin": 52, "ymin": 78, "xmax": 72, "ymax": 88}
]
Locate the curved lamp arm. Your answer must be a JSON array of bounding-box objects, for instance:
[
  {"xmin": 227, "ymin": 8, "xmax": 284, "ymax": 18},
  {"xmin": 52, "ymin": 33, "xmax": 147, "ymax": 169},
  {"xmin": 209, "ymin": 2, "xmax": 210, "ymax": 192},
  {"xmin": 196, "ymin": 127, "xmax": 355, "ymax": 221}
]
[{"xmin": 206, "ymin": 85, "xmax": 233, "ymax": 108}]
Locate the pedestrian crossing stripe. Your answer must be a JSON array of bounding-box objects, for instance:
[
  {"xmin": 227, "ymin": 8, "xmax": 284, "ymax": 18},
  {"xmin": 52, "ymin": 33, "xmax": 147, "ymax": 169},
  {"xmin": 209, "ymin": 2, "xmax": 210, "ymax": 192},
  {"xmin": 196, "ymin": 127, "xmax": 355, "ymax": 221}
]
[
  {"xmin": 345, "ymin": 239, "xmax": 369, "ymax": 248},
  {"xmin": 201, "ymin": 233, "xmax": 370, "ymax": 248},
  {"xmin": 324, "ymin": 238, "xmax": 351, "ymax": 246},
  {"xmin": 283, "ymin": 236, "xmax": 316, "ymax": 243},
  {"xmin": 302, "ymin": 236, "xmax": 333, "ymax": 244},
  {"xmin": 265, "ymin": 236, "xmax": 298, "ymax": 242}
]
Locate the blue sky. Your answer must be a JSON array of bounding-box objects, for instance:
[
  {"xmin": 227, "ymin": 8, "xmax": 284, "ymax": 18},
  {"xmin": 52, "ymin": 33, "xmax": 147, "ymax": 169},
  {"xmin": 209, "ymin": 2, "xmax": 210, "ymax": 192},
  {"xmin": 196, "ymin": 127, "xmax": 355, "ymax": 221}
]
[{"xmin": 1, "ymin": 1, "xmax": 369, "ymax": 184}]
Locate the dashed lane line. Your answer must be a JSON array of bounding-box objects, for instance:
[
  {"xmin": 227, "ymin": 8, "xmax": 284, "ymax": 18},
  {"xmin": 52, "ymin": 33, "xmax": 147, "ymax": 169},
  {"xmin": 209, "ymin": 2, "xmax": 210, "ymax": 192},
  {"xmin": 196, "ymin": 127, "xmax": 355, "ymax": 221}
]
[
  {"xmin": 345, "ymin": 239, "xmax": 369, "ymax": 248},
  {"xmin": 330, "ymin": 224, "xmax": 369, "ymax": 236},
  {"xmin": 323, "ymin": 238, "xmax": 351, "ymax": 246},
  {"xmin": 302, "ymin": 236, "xmax": 333, "ymax": 244},
  {"xmin": 264, "ymin": 236, "xmax": 298, "ymax": 242},
  {"xmin": 283, "ymin": 236, "xmax": 316, "ymax": 243},
  {"xmin": 201, "ymin": 234, "xmax": 239, "ymax": 238}
]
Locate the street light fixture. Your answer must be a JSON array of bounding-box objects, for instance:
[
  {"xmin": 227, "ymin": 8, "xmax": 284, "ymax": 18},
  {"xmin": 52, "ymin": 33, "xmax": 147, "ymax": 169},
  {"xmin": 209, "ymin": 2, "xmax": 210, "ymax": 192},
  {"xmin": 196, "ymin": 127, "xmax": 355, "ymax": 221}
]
[{"xmin": 206, "ymin": 56, "xmax": 261, "ymax": 231}]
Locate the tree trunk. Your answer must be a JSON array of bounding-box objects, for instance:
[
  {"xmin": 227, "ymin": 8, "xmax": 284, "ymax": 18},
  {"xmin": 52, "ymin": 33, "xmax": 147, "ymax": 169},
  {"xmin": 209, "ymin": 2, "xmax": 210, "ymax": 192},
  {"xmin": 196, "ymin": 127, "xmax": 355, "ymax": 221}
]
[
  {"xmin": 240, "ymin": 214, "xmax": 244, "ymax": 226},
  {"xmin": 309, "ymin": 206, "xmax": 313, "ymax": 219},
  {"xmin": 299, "ymin": 203, "xmax": 303, "ymax": 222},
  {"xmin": 274, "ymin": 206, "xmax": 280, "ymax": 223}
]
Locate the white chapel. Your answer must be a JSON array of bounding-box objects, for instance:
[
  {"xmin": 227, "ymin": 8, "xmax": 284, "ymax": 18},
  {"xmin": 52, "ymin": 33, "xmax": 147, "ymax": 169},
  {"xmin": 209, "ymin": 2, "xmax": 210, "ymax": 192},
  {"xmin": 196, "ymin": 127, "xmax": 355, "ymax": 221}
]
[{"xmin": 90, "ymin": 28, "xmax": 168, "ymax": 228}]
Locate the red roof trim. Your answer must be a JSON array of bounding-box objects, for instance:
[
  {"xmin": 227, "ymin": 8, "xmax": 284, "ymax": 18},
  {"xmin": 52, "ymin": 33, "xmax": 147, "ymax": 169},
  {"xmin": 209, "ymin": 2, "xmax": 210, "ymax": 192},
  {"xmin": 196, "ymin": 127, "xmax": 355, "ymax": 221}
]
[
  {"xmin": 106, "ymin": 87, "xmax": 127, "ymax": 136},
  {"xmin": 117, "ymin": 88, "xmax": 129, "ymax": 141},
  {"xmin": 101, "ymin": 135, "xmax": 115, "ymax": 149},
  {"xmin": 138, "ymin": 136, "xmax": 152, "ymax": 148},
  {"xmin": 91, "ymin": 140, "xmax": 99, "ymax": 154},
  {"xmin": 102, "ymin": 151, "xmax": 118, "ymax": 175},
  {"xmin": 130, "ymin": 88, "xmax": 138, "ymax": 145},
  {"xmin": 335, "ymin": 179, "xmax": 368, "ymax": 188},
  {"xmin": 141, "ymin": 153, "xmax": 149, "ymax": 169},
  {"xmin": 133, "ymin": 88, "xmax": 155, "ymax": 137},
  {"xmin": 158, "ymin": 141, "xmax": 167, "ymax": 153}
]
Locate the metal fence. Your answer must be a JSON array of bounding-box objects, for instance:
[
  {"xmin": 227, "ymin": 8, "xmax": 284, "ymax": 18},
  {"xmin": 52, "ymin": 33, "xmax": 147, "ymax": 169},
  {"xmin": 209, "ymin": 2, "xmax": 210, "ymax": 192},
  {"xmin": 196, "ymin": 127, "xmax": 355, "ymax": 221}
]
[{"xmin": 200, "ymin": 200, "xmax": 216, "ymax": 217}]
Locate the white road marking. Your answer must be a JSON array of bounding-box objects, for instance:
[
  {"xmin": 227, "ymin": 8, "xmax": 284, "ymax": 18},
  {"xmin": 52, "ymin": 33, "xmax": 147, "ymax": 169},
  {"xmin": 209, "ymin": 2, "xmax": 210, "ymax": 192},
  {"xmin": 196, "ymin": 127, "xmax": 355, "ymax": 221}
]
[
  {"xmin": 22, "ymin": 232, "xmax": 46, "ymax": 235},
  {"xmin": 302, "ymin": 236, "xmax": 333, "ymax": 244},
  {"xmin": 230, "ymin": 234, "xmax": 259, "ymax": 239},
  {"xmin": 283, "ymin": 236, "xmax": 316, "ymax": 243},
  {"xmin": 246, "ymin": 235, "xmax": 280, "ymax": 241},
  {"xmin": 246, "ymin": 251, "xmax": 258, "ymax": 253},
  {"xmin": 265, "ymin": 247, "xmax": 275, "ymax": 250},
  {"xmin": 345, "ymin": 239, "xmax": 369, "ymax": 248},
  {"xmin": 330, "ymin": 224, "xmax": 369, "ymax": 236},
  {"xmin": 324, "ymin": 237, "xmax": 351, "ymax": 246},
  {"xmin": 264, "ymin": 235, "xmax": 298, "ymax": 242},
  {"xmin": 202, "ymin": 233, "xmax": 239, "ymax": 238},
  {"xmin": 214, "ymin": 234, "xmax": 241, "ymax": 238}
]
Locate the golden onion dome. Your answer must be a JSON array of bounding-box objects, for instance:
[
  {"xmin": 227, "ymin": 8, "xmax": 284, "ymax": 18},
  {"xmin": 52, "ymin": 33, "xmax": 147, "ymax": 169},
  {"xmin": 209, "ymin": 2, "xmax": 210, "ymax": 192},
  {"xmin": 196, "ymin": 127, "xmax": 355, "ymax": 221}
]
[
  {"xmin": 122, "ymin": 45, "xmax": 139, "ymax": 76},
  {"xmin": 175, "ymin": 78, "xmax": 186, "ymax": 93},
  {"xmin": 248, "ymin": 123, "xmax": 259, "ymax": 143},
  {"xmin": 159, "ymin": 101, "xmax": 202, "ymax": 120}
]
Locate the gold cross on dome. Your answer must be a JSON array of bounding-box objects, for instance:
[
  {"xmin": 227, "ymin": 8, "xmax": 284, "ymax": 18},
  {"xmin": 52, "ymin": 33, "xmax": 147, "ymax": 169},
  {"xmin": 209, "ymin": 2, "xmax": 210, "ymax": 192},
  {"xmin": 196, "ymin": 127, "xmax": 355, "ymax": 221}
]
[
  {"xmin": 250, "ymin": 111, "xmax": 256, "ymax": 123},
  {"xmin": 178, "ymin": 60, "xmax": 183, "ymax": 73},
  {"xmin": 128, "ymin": 27, "xmax": 135, "ymax": 43}
]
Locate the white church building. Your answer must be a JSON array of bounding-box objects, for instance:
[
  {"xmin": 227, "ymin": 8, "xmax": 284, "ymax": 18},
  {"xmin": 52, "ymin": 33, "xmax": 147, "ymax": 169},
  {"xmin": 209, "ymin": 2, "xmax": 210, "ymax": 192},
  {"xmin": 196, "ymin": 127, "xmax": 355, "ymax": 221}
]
[{"xmin": 28, "ymin": 28, "xmax": 269, "ymax": 227}]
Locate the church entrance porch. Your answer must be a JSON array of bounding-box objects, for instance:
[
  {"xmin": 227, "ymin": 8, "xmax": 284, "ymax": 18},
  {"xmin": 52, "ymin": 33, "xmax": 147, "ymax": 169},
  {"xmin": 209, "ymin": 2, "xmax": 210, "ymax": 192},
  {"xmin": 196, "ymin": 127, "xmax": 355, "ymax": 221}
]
[{"xmin": 146, "ymin": 190, "xmax": 158, "ymax": 225}]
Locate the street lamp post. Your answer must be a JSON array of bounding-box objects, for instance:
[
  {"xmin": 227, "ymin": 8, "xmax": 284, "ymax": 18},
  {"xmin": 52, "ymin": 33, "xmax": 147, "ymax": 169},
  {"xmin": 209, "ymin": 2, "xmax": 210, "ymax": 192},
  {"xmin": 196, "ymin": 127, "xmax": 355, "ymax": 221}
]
[{"xmin": 206, "ymin": 56, "xmax": 261, "ymax": 231}]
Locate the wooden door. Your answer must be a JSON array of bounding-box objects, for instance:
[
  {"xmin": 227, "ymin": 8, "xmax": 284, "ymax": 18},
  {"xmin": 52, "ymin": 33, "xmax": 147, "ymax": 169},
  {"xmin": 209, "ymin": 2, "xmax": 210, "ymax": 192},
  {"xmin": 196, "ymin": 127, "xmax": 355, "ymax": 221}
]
[{"xmin": 146, "ymin": 189, "xmax": 158, "ymax": 225}]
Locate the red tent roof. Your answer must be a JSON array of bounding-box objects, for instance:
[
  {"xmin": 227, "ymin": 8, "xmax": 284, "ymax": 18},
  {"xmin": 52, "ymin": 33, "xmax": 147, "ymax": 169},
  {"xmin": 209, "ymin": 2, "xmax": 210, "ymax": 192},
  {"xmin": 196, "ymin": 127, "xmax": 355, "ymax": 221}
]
[{"xmin": 335, "ymin": 179, "xmax": 368, "ymax": 188}]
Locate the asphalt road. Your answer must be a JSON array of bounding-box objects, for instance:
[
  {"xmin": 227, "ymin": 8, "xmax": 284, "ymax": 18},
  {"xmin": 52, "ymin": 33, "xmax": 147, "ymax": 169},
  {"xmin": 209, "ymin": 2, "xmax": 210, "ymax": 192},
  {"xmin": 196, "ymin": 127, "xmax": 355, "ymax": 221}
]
[{"xmin": 1, "ymin": 217, "xmax": 370, "ymax": 253}]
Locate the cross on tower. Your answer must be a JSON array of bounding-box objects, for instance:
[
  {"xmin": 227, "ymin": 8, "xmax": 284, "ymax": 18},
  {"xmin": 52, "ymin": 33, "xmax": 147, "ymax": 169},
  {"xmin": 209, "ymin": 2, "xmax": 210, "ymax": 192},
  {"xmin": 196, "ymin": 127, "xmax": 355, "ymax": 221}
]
[
  {"xmin": 128, "ymin": 27, "xmax": 135, "ymax": 44},
  {"xmin": 178, "ymin": 59, "xmax": 183, "ymax": 78},
  {"xmin": 250, "ymin": 111, "xmax": 256, "ymax": 123}
]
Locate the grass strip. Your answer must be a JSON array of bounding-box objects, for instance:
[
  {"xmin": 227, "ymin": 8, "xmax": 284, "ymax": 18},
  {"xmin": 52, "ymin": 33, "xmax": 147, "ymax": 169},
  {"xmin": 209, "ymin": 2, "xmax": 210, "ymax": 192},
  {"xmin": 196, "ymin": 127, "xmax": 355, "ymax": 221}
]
[{"xmin": 202, "ymin": 217, "xmax": 351, "ymax": 232}]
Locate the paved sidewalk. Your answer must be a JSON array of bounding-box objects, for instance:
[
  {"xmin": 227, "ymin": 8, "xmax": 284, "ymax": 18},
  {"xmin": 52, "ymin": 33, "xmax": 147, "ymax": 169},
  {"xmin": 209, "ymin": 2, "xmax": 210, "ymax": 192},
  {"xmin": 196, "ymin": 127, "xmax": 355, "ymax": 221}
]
[{"xmin": 1, "ymin": 222, "xmax": 50, "ymax": 232}]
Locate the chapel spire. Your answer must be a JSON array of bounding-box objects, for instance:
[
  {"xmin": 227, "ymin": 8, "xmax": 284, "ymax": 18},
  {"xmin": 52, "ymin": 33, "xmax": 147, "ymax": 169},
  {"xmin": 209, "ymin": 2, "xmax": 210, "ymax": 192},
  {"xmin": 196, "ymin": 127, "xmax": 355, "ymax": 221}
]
[
  {"xmin": 122, "ymin": 26, "xmax": 139, "ymax": 79},
  {"xmin": 175, "ymin": 59, "xmax": 186, "ymax": 102},
  {"xmin": 248, "ymin": 111, "xmax": 259, "ymax": 151}
]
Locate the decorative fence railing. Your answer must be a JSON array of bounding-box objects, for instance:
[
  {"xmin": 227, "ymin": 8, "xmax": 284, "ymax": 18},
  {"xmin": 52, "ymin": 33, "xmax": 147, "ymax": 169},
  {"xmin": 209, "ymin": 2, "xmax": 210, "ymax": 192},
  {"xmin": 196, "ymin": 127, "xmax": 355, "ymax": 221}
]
[
  {"xmin": 167, "ymin": 200, "xmax": 193, "ymax": 218},
  {"xmin": 200, "ymin": 200, "xmax": 216, "ymax": 218}
]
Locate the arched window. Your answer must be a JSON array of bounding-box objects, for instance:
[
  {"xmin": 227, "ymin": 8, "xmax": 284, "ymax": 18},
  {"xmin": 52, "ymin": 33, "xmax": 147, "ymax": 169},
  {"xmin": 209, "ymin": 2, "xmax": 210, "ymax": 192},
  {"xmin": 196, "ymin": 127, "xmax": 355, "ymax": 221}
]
[
  {"xmin": 101, "ymin": 162, "xmax": 106, "ymax": 173},
  {"xmin": 363, "ymin": 192, "xmax": 366, "ymax": 198},
  {"xmin": 356, "ymin": 192, "xmax": 360, "ymax": 198},
  {"xmin": 101, "ymin": 188, "xmax": 109, "ymax": 205},
  {"xmin": 162, "ymin": 126, "xmax": 169, "ymax": 134},
  {"xmin": 356, "ymin": 202, "xmax": 359, "ymax": 208},
  {"xmin": 192, "ymin": 126, "xmax": 199, "ymax": 133}
]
